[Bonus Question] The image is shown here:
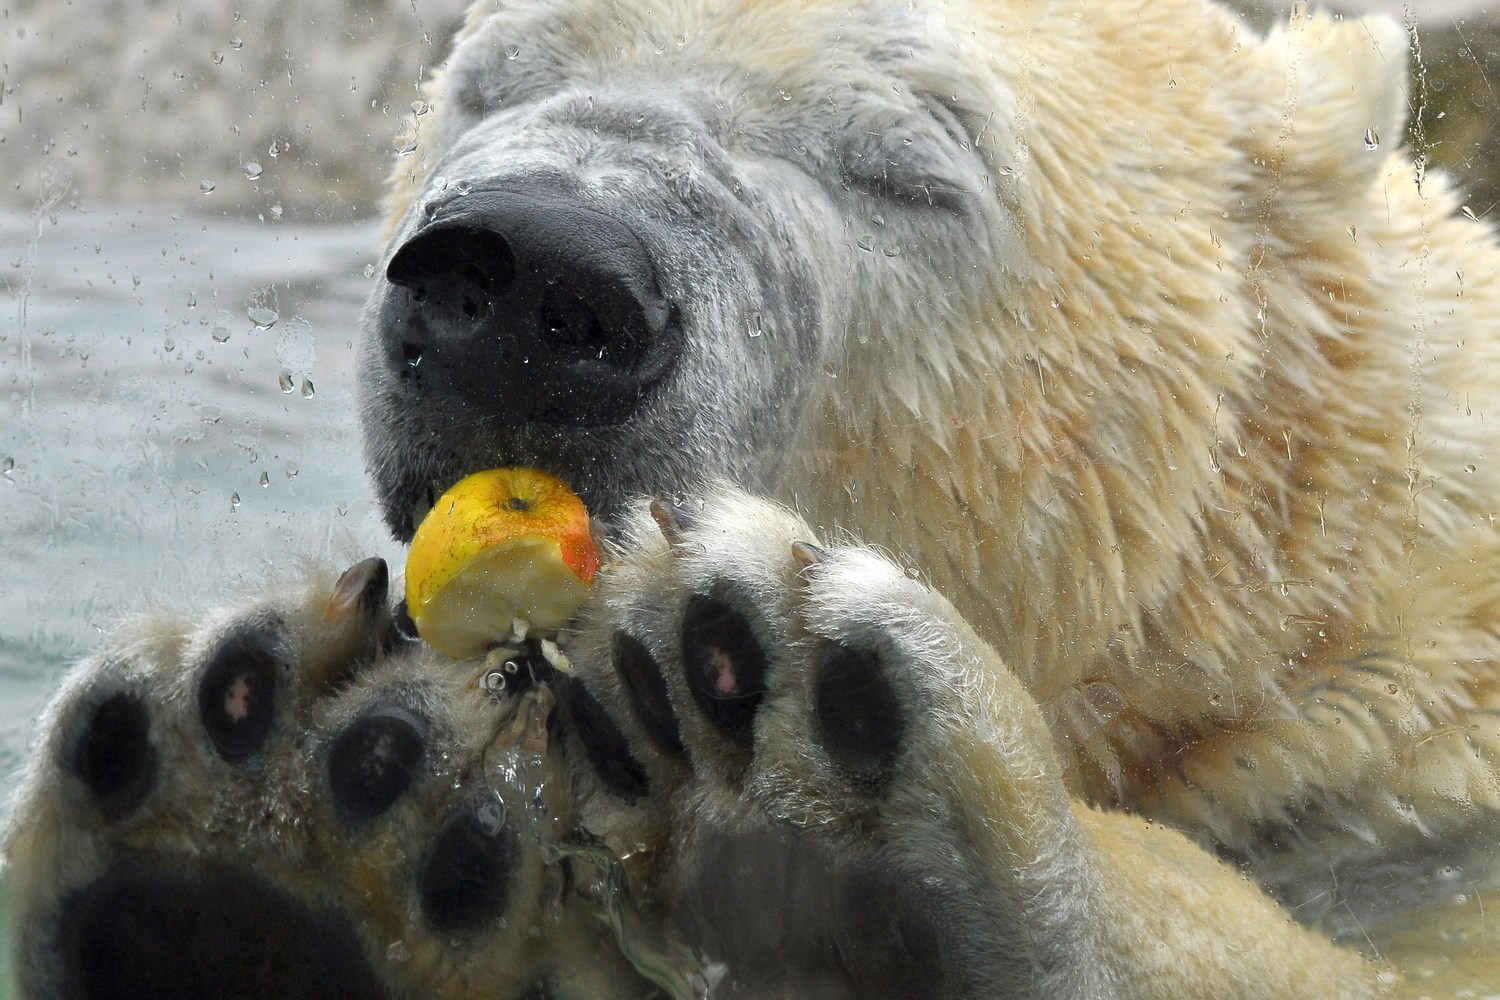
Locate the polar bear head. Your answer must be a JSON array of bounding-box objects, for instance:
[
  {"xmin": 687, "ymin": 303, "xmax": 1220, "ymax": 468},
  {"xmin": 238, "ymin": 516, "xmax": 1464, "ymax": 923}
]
[{"xmin": 358, "ymin": 0, "xmax": 1029, "ymax": 536}]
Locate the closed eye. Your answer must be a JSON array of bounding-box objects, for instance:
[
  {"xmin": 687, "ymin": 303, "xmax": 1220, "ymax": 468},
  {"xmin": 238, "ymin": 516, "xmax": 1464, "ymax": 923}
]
[{"xmin": 839, "ymin": 97, "xmax": 981, "ymax": 215}]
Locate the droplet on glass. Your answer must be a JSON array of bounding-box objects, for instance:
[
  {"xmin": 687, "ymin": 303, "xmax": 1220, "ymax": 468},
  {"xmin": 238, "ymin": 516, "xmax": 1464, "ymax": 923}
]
[
  {"xmin": 270, "ymin": 204, "xmax": 283, "ymax": 219},
  {"xmin": 1363, "ymin": 126, "xmax": 1379, "ymax": 150},
  {"xmin": 199, "ymin": 179, "xmax": 217, "ymax": 194},
  {"xmin": 505, "ymin": 44, "xmax": 521, "ymax": 60},
  {"xmin": 1, "ymin": 457, "xmax": 13, "ymax": 475},
  {"xmin": 211, "ymin": 50, "xmax": 225, "ymax": 65},
  {"xmin": 243, "ymin": 161, "xmax": 263, "ymax": 180},
  {"xmin": 259, "ymin": 471, "xmax": 270, "ymax": 488},
  {"xmin": 248, "ymin": 306, "xmax": 279, "ymax": 329},
  {"xmin": 300, "ymin": 378, "xmax": 315, "ymax": 398},
  {"xmin": 278, "ymin": 371, "xmax": 295, "ymax": 393},
  {"xmin": 229, "ymin": 37, "xmax": 244, "ymax": 50},
  {"xmin": 364, "ymin": 263, "xmax": 377, "ymax": 279},
  {"xmin": 230, "ymin": 491, "xmax": 242, "ymax": 511},
  {"xmin": 856, "ymin": 235, "xmax": 875, "ymax": 252},
  {"xmin": 411, "ymin": 100, "xmax": 429, "ymax": 116}
]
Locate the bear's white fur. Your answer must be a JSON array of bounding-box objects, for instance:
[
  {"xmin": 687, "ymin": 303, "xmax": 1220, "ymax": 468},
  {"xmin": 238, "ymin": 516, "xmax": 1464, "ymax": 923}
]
[{"xmin": 385, "ymin": 0, "xmax": 1500, "ymax": 917}]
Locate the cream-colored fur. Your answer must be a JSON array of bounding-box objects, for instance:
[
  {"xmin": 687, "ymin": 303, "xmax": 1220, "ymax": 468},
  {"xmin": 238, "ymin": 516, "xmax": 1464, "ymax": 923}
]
[
  {"xmin": 564, "ymin": 488, "xmax": 1389, "ymax": 996},
  {"xmin": 388, "ymin": 0, "xmax": 1500, "ymax": 902}
]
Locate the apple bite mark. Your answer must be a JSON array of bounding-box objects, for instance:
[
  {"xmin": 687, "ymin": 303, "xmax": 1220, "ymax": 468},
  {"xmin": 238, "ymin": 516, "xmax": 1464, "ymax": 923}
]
[{"xmin": 404, "ymin": 467, "xmax": 602, "ymax": 661}]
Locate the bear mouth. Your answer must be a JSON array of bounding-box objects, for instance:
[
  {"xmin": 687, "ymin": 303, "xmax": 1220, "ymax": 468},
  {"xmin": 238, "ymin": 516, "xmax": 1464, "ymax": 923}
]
[{"xmin": 56, "ymin": 864, "xmax": 396, "ymax": 1000}]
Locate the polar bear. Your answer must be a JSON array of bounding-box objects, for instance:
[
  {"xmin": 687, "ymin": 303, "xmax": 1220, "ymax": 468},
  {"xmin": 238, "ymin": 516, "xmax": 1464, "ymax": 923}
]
[
  {"xmin": 363, "ymin": 0, "xmax": 1500, "ymax": 912},
  {"xmin": 7, "ymin": 0, "xmax": 1500, "ymax": 994}
]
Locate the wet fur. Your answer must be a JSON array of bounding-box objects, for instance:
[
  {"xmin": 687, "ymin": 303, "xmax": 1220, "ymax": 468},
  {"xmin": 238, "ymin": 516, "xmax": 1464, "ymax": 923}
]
[{"xmin": 368, "ymin": 0, "xmax": 1500, "ymax": 920}]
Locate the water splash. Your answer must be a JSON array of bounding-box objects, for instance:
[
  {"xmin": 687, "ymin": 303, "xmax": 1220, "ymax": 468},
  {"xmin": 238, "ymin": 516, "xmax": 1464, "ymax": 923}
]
[{"xmin": 483, "ymin": 680, "xmax": 712, "ymax": 999}]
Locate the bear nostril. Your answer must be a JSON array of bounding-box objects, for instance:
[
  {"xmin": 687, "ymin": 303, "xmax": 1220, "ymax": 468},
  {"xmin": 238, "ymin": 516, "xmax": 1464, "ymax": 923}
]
[
  {"xmin": 377, "ymin": 189, "xmax": 680, "ymax": 427},
  {"xmin": 386, "ymin": 226, "xmax": 516, "ymax": 300}
]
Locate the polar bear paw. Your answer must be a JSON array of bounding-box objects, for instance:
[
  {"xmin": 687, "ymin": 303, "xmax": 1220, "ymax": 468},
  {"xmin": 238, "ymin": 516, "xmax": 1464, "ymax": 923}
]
[
  {"xmin": 10, "ymin": 487, "xmax": 1373, "ymax": 999},
  {"xmin": 2, "ymin": 558, "xmax": 647, "ymax": 1000}
]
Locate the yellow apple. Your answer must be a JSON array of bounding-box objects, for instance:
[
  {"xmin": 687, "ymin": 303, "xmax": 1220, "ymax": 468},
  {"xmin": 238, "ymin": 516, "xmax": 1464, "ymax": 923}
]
[{"xmin": 404, "ymin": 467, "xmax": 601, "ymax": 659}]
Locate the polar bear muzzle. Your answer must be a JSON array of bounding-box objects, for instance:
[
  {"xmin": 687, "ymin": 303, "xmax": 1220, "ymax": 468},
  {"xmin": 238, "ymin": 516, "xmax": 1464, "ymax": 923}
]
[{"xmin": 378, "ymin": 188, "xmax": 682, "ymax": 429}]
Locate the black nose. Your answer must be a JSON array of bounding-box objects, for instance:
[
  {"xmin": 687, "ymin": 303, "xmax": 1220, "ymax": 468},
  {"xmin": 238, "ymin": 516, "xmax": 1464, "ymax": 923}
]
[{"xmin": 382, "ymin": 189, "xmax": 679, "ymax": 426}]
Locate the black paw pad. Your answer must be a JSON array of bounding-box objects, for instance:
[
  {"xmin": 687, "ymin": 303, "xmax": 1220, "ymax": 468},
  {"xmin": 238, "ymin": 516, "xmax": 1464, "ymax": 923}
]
[
  {"xmin": 813, "ymin": 641, "xmax": 903, "ymax": 789},
  {"xmin": 67, "ymin": 691, "xmax": 156, "ymax": 819},
  {"xmin": 419, "ymin": 806, "xmax": 518, "ymax": 933},
  {"xmin": 681, "ymin": 595, "xmax": 768, "ymax": 745},
  {"xmin": 612, "ymin": 631, "xmax": 685, "ymax": 756},
  {"xmin": 59, "ymin": 867, "xmax": 393, "ymax": 1000},
  {"xmin": 561, "ymin": 676, "xmax": 651, "ymax": 801},
  {"xmin": 198, "ymin": 626, "xmax": 281, "ymax": 762},
  {"xmin": 328, "ymin": 706, "xmax": 426, "ymax": 827}
]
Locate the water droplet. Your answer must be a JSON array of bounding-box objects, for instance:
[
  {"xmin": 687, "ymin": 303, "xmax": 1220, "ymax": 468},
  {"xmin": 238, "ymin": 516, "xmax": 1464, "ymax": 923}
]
[
  {"xmin": 505, "ymin": 44, "xmax": 521, "ymax": 60},
  {"xmin": 364, "ymin": 263, "xmax": 377, "ymax": 279},
  {"xmin": 243, "ymin": 161, "xmax": 263, "ymax": 180},
  {"xmin": 779, "ymin": 88, "xmax": 792, "ymax": 101},
  {"xmin": 476, "ymin": 799, "xmax": 506, "ymax": 835},
  {"xmin": 278, "ymin": 371, "xmax": 295, "ymax": 393},
  {"xmin": 396, "ymin": 138, "xmax": 418, "ymax": 156},
  {"xmin": 285, "ymin": 462, "xmax": 299, "ymax": 479},
  {"xmin": 856, "ymin": 235, "xmax": 875, "ymax": 252},
  {"xmin": 881, "ymin": 244, "xmax": 901, "ymax": 258},
  {"xmin": 385, "ymin": 940, "xmax": 411, "ymax": 963},
  {"xmin": 211, "ymin": 50, "xmax": 225, "ymax": 65},
  {"xmin": 259, "ymin": 471, "xmax": 270, "ymax": 488},
  {"xmin": 247, "ymin": 306, "xmax": 278, "ymax": 329},
  {"xmin": 454, "ymin": 179, "xmax": 473, "ymax": 196},
  {"xmin": 431, "ymin": 175, "xmax": 448, "ymax": 193},
  {"xmin": 163, "ymin": 337, "xmax": 177, "ymax": 353},
  {"xmin": 674, "ymin": 33, "xmax": 686, "ymax": 45},
  {"xmin": 1363, "ymin": 126, "xmax": 1379, "ymax": 150},
  {"xmin": 230, "ymin": 37, "xmax": 244, "ymax": 50},
  {"xmin": 1386, "ymin": 682, "xmax": 1400, "ymax": 695},
  {"xmin": 411, "ymin": 99, "xmax": 429, "ymax": 116},
  {"xmin": 1346, "ymin": 225, "xmax": 1357, "ymax": 241},
  {"xmin": 1, "ymin": 457, "xmax": 13, "ymax": 475},
  {"xmin": 229, "ymin": 491, "xmax": 242, "ymax": 511},
  {"xmin": 199, "ymin": 179, "xmax": 217, "ymax": 194},
  {"xmin": 267, "ymin": 140, "xmax": 280, "ymax": 158},
  {"xmin": 186, "ymin": 293, "xmax": 197, "ymax": 308},
  {"xmin": 1465, "ymin": 463, "xmax": 1477, "ymax": 474},
  {"xmin": 747, "ymin": 312, "xmax": 764, "ymax": 338},
  {"xmin": 269, "ymin": 204, "xmax": 283, "ymax": 220},
  {"xmin": 1463, "ymin": 205, "xmax": 1479, "ymax": 222},
  {"xmin": 300, "ymin": 377, "xmax": 315, "ymax": 398}
]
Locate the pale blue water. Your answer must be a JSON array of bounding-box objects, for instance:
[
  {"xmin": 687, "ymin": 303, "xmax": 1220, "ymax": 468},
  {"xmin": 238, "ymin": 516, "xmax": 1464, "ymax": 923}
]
[{"xmin": 0, "ymin": 203, "xmax": 400, "ymax": 791}]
